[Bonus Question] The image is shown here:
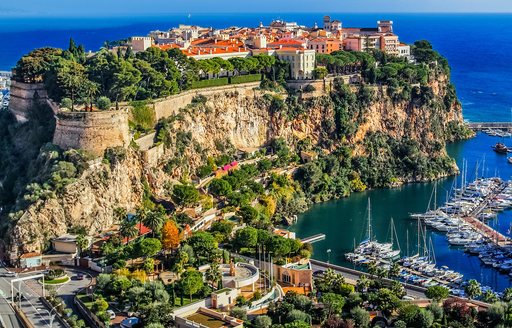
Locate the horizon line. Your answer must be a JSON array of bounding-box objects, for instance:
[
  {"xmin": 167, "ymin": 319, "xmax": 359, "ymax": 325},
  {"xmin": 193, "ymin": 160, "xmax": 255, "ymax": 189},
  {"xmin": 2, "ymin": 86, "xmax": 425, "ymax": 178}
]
[{"xmin": 2, "ymin": 11, "xmax": 512, "ymax": 18}]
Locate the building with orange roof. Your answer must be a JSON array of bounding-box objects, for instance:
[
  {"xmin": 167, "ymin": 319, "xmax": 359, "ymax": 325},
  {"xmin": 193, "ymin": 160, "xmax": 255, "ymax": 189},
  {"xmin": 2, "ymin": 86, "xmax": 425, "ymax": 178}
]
[
  {"xmin": 308, "ymin": 37, "xmax": 343, "ymax": 54},
  {"xmin": 19, "ymin": 252, "xmax": 42, "ymax": 268}
]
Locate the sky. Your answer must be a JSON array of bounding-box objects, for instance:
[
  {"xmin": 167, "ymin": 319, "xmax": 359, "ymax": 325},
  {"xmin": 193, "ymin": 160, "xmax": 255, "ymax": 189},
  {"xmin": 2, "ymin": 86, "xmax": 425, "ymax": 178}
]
[{"xmin": 1, "ymin": 0, "xmax": 512, "ymax": 17}]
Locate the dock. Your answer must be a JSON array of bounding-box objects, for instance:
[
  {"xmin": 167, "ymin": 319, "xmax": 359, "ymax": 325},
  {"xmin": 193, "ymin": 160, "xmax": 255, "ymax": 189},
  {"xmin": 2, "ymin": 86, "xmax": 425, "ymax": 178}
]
[
  {"xmin": 301, "ymin": 234, "xmax": 326, "ymax": 244},
  {"xmin": 462, "ymin": 184, "xmax": 511, "ymax": 246},
  {"xmin": 467, "ymin": 122, "xmax": 512, "ymax": 130}
]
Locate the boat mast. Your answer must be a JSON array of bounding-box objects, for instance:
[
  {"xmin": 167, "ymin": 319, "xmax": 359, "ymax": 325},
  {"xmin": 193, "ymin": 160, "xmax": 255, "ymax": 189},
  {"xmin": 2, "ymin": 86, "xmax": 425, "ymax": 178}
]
[
  {"xmin": 434, "ymin": 182, "xmax": 437, "ymax": 211},
  {"xmin": 406, "ymin": 229, "xmax": 409, "ymax": 257},
  {"xmin": 367, "ymin": 198, "xmax": 372, "ymax": 241}
]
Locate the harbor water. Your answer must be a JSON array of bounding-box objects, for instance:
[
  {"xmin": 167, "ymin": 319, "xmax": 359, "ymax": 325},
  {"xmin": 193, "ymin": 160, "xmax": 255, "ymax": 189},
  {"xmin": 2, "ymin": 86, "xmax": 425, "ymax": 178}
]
[{"xmin": 291, "ymin": 132, "xmax": 512, "ymax": 291}]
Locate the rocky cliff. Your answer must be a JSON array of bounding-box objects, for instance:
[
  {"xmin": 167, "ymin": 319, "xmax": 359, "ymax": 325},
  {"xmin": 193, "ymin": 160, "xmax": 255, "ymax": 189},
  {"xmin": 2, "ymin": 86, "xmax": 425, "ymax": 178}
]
[{"xmin": 5, "ymin": 74, "xmax": 469, "ymax": 254}]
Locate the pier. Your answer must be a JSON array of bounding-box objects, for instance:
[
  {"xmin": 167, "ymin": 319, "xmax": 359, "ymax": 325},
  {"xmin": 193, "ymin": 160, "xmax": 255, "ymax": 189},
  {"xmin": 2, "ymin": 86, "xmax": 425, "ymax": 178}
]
[
  {"xmin": 462, "ymin": 184, "xmax": 511, "ymax": 246},
  {"xmin": 467, "ymin": 122, "xmax": 512, "ymax": 130},
  {"xmin": 300, "ymin": 234, "xmax": 326, "ymax": 244}
]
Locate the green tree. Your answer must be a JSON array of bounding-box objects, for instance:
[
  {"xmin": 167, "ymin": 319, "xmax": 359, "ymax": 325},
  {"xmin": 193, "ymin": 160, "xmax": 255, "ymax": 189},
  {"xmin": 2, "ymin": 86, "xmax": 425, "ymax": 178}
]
[
  {"xmin": 208, "ymin": 179, "xmax": 233, "ymax": 198},
  {"xmin": 180, "ymin": 269, "xmax": 204, "ymax": 301},
  {"xmin": 321, "ymin": 292, "xmax": 345, "ymax": 317},
  {"xmin": 120, "ymin": 219, "xmax": 139, "ymax": 241},
  {"xmin": 234, "ymin": 227, "xmax": 258, "ymax": 250},
  {"xmin": 139, "ymin": 238, "xmax": 162, "ymax": 258},
  {"xmin": 350, "ymin": 307, "xmax": 370, "ymax": 328},
  {"xmin": 56, "ymin": 60, "xmax": 88, "ymax": 110},
  {"xmin": 143, "ymin": 208, "xmax": 166, "ymax": 237},
  {"xmin": 171, "ymin": 184, "xmax": 200, "ymax": 208},
  {"xmin": 205, "ymin": 262, "xmax": 222, "ymax": 289},
  {"xmin": 425, "ymin": 285, "xmax": 450, "ymax": 302},
  {"xmin": 254, "ymin": 315, "xmax": 272, "ymax": 328},
  {"xmin": 109, "ymin": 59, "xmax": 142, "ymax": 106},
  {"xmin": 374, "ymin": 288, "xmax": 402, "ymax": 317},
  {"xmin": 187, "ymin": 232, "xmax": 218, "ymax": 263},
  {"xmin": 464, "ymin": 279, "xmax": 482, "ymax": 300}
]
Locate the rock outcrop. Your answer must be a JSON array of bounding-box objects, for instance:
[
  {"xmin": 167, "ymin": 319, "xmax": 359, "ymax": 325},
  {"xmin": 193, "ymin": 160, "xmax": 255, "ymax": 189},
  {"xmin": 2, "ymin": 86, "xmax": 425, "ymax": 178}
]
[{"xmin": 7, "ymin": 74, "xmax": 467, "ymax": 253}]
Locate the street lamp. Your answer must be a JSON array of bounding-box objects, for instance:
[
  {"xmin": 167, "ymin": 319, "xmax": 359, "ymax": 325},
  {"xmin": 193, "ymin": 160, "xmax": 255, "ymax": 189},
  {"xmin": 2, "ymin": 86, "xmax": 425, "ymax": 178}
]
[
  {"xmin": 38, "ymin": 302, "xmax": 62, "ymax": 328},
  {"xmin": 326, "ymin": 249, "xmax": 332, "ymax": 264}
]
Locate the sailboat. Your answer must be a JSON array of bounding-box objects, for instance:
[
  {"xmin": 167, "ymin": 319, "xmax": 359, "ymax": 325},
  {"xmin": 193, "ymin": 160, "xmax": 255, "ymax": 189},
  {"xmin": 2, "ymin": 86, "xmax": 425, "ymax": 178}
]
[{"xmin": 345, "ymin": 198, "xmax": 401, "ymax": 262}]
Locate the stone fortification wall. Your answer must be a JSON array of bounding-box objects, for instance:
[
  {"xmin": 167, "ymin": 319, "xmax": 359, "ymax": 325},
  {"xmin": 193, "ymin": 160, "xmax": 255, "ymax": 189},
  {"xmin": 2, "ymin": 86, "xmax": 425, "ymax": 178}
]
[
  {"xmin": 151, "ymin": 82, "xmax": 261, "ymax": 120},
  {"xmin": 52, "ymin": 110, "xmax": 130, "ymax": 156},
  {"xmin": 8, "ymin": 81, "xmax": 49, "ymax": 123}
]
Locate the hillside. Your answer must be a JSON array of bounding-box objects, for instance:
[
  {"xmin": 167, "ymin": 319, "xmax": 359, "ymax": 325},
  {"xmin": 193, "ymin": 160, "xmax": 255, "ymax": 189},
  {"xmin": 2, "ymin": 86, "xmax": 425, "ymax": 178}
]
[{"xmin": 0, "ymin": 42, "xmax": 473, "ymax": 254}]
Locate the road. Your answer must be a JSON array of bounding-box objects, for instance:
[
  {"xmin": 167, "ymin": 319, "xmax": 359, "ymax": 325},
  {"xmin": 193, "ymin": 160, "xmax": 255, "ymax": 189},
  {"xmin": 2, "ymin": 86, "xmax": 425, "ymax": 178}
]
[
  {"xmin": 309, "ymin": 259, "xmax": 427, "ymax": 299},
  {"xmin": 0, "ymin": 266, "xmax": 92, "ymax": 328}
]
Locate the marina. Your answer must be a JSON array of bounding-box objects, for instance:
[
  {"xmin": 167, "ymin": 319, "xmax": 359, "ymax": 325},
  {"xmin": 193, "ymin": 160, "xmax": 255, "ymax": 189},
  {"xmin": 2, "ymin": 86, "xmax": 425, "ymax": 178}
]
[{"xmin": 291, "ymin": 133, "xmax": 512, "ymax": 292}]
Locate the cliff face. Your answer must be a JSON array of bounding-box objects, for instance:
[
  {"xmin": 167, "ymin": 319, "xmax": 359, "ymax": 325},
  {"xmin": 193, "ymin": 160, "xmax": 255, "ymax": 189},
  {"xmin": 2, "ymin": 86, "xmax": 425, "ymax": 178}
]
[
  {"xmin": 7, "ymin": 75, "xmax": 466, "ymax": 253},
  {"xmin": 10, "ymin": 154, "xmax": 144, "ymax": 253}
]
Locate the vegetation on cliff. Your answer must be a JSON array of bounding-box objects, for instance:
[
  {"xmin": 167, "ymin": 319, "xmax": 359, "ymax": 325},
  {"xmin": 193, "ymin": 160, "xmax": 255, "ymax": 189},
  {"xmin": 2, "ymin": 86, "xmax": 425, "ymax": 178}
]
[{"xmin": 13, "ymin": 39, "xmax": 279, "ymax": 110}]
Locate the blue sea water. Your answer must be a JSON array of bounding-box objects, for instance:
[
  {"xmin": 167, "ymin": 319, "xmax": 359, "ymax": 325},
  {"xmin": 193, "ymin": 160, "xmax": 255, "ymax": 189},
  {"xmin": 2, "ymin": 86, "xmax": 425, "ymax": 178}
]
[{"xmin": 1, "ymin": 13, "xmax": 512, "ymax": 121}]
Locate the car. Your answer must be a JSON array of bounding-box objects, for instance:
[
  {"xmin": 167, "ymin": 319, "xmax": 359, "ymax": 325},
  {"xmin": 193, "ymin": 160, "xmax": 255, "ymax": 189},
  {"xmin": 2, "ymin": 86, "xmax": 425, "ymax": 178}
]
[
  {"xmin": 107, "ymin": 309, "xmax": 116, "ymax": 320},
  {"xmin": 0, "ymin": 271, "xmax": 17, "ymax": 277},
  {"xmin": 76, "ymin": 273, "xmax": 84, "ymax": 280},
  {"xmin": 313, "ymin": 270, "xmax": 325, "ymax": 277}
]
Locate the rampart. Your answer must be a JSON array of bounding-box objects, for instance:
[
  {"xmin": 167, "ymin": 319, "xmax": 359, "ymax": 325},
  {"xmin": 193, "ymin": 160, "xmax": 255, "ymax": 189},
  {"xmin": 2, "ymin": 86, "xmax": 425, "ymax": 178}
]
[
  {"xmin": 52, "ymin": 110, "xmax": 130, "ymax": 156},
  {"xmin": 148, "ymin": 81, "xmax": 261, "ymax": 120},
  {"xmin": 8, "ymin": 80, "xmax": 49, "ymax": 123}
]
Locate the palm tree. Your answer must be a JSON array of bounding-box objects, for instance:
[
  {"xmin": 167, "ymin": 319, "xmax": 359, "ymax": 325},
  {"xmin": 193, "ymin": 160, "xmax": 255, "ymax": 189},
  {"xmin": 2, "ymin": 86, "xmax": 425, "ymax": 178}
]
[
  {"xmin": 75, "ymin": 234, "xmax": 89, "ymax": 258},
  {"xmin": 356, "ymin": 275, "xmax": 370, "ymax": 292},
  {"xmin": 114, "ymin": 207, "xmax": 127, "ymax": 223},
  {"xmin": 120, "ymin": 220, "xmax": 138, "ymax": 241},
  {"xmin": 205, "ymin": 262, "xmax": 222, "ymax": 290},
  {"xmin": 464, "ymin": 279, "xmax": 482, "ymax": 299},
  {"xmin": 142, "ymin": 210, "xmax": 166, "ymax": 237},
  {"xmin": 135, "ymin": 207, "xmax": 149, "ymax": 236}
]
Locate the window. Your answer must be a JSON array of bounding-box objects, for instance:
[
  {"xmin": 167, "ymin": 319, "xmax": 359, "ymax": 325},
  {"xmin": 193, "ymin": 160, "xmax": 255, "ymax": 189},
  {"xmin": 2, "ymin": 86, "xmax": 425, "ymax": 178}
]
[{"xmin": 283, "ymin": 273, "xmax": 291, "ymax": 283}]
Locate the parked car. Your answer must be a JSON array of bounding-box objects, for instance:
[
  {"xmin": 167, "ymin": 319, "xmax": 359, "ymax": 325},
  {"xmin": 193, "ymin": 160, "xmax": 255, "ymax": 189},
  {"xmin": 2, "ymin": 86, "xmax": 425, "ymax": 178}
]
[
  {"xmin": 76, "ymin": 273, "xmax": 84, "ymax": 280},
  {"xmin": 0, "ymin": 271, "xmax": 17, "ymax": 277},
  {"xmin": 107, "ymin": 310, "xmax": 116, "ymax": 320}
]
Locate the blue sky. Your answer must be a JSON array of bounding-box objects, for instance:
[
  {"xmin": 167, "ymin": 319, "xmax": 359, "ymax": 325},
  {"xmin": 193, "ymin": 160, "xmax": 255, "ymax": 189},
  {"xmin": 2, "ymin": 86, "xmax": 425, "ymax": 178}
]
[{"xmin": 1, "ymin": 0, "xmax": 512, "ymax": 16}]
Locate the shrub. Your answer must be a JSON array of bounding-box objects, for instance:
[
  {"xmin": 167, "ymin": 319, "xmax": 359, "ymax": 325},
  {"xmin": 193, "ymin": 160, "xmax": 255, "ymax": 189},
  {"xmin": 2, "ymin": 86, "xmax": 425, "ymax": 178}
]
[
  {"xmin": 60, "ymin": 98, "xmax": 72, "ymax": 109},
  {"xmin": 230, "ymin": 307, "xmax": 247, "ymax": 321},
  {"xmin": 303, "ymin": 84, "xmax": 316, "ymax": 93},
  {"xmin": 96, "ymin": 96, "xmax": 112, "ymax": 110},
  {"xmin": 230, "ymin": 74, "xmax": 262, "ymax": 84},
  {"xmin": 130, "ymin": 100, "xmax": 156, "ymax": 132}
]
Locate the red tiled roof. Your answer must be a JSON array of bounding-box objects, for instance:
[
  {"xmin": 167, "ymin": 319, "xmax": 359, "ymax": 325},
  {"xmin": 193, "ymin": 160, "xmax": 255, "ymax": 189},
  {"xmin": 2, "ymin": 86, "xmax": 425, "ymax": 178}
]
[
  {"xmin": 20, "ymin": 252, "xmax": 41, "ymax": 259},
  {"xmin": 155, "ymin": 44, "xmax": 180, "ymax": 50}
]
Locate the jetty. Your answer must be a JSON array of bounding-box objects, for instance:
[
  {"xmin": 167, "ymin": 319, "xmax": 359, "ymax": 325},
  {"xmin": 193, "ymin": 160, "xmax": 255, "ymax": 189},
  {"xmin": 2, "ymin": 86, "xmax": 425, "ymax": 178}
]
[
  {"xmin": 301, "ymin": 234, "xmax": 326, "ymax": 244},
  {"xmin": 467, "ymin": 122, "xmax": 512, "ymax": 130},
  {"xmin": 462, "ymin": 184, "xmax": 511, "ymax": 246}
]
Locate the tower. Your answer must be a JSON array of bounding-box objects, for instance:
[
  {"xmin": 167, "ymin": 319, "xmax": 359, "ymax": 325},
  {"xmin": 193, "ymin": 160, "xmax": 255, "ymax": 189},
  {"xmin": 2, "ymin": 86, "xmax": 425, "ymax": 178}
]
[
  {"xmin": 378, "ymin": 20, "xmax": 393, "ymax": 33},
  {"xmin": 323, "ymin": 16, "xmax": 331, "ymax": 31}
]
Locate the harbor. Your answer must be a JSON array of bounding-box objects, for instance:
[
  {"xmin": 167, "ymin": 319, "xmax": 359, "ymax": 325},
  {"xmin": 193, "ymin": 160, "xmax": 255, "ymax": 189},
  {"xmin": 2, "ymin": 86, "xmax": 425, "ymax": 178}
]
[{"xmin": 291, "ymin": 132, "xmax": 512, "ymax": 292}]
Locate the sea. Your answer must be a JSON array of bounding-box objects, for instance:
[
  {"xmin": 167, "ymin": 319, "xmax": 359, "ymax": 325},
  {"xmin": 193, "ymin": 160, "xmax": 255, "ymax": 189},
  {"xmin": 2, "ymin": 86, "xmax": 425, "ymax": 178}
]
[{"xmin": 2, "ymin": 13, "xmax": 512, "ymax": 290}]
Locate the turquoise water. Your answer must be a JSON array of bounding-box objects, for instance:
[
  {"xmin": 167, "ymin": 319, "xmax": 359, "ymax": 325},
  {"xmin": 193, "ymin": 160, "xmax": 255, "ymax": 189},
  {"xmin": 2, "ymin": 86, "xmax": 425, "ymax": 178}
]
[{"xmin": 291, "ymin": 133, "xmax": 512, "ymax": 291}]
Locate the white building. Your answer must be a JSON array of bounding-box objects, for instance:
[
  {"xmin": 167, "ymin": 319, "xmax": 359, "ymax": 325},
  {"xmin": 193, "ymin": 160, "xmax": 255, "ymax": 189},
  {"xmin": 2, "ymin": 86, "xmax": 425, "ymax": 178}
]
[
  {"xmin": 398, "ymin": 43, "xmax": 411, "ymax": 59},
  {"xmin": 253, "ymin": 47, "xmax": 316, "ymax": 80}
]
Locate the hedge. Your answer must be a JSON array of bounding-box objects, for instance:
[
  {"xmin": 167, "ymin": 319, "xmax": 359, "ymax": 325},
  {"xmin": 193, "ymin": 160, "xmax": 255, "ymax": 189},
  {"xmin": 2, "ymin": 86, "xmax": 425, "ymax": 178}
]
[
  {"xmin": 230, "ymin": 74, "xmax": 262, "ymax": 85},
  {"xmin": 191, "ymin": 78, "xmax": 229, "ymax": 89}
]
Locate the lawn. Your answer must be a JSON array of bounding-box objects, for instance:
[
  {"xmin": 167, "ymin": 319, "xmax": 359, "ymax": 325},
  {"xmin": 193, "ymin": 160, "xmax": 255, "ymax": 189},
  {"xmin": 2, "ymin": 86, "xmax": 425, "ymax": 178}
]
[
  {"xmin": 76, "ymin": 294, "xmax": 94, "ymax": 309},
  {"xmin": 173, "ymin": 295, "xmax": 203, "ymax": 308},
  {"xmin": 42, "ymin": 276, "xmax": 70, "ymax": 285}
]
